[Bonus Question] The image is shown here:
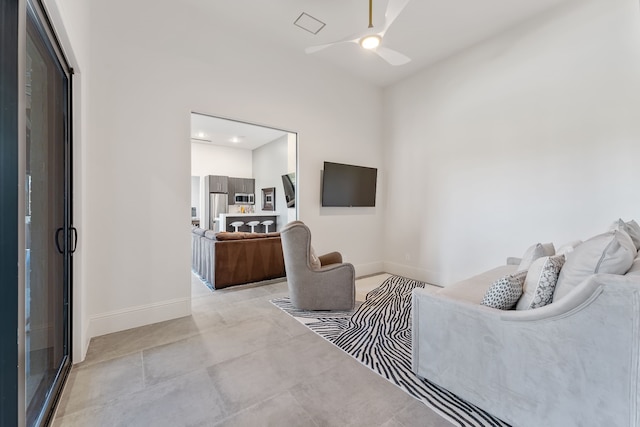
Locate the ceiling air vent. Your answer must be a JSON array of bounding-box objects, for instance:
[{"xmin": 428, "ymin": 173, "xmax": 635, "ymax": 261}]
[{"xmin": 294, "ymin": 12, "xmax": 325, "ymax": 35}]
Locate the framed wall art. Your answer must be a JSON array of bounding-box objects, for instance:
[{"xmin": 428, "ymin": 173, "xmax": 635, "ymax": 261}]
[{"xmin": 262, "ymin": 187, "xmax": 275, "ymax": 211}]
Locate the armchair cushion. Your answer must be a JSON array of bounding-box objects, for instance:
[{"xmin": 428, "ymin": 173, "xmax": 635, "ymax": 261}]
[{"xmin": 309, "ymin": 246, "xmax": 321, "ymax": 270}]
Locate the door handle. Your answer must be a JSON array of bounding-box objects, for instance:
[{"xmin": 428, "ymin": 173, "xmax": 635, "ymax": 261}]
[
  {"xmin": 70, "ymin": 227, "xmax": 78, "ymax": 253},
  {"xmin": 55, "ymin": 227, "xmax": 64, "ymax": 254}
]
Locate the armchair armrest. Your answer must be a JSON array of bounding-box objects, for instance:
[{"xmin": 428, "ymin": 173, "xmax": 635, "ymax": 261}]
[{"xmin": 319, "ymin": 251, "xmax": 342, "ymax": 266}]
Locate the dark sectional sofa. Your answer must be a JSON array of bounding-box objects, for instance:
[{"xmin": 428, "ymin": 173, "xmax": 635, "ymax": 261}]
[{"xmin": 191, "ymin": 227, "xmax": 286, "ymax": 289}]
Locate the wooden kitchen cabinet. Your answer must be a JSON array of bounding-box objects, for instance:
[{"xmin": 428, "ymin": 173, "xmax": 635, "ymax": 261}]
[
  {"xmin": 228, "ymin": 177, "xmax": 255, "ymax": 205},
  {"xmin": 208, "ymin": 175, "xmax": 228, "ymax": 193}
]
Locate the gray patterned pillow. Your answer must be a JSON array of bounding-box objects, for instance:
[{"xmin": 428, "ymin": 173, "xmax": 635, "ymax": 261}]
[
  {"xmin": 517, "ymin": 254, "xmax": 566, "ymax": 310},
  {"xmin": 481, "ymin": 270, "xmax": 528, "ymax": 310}
]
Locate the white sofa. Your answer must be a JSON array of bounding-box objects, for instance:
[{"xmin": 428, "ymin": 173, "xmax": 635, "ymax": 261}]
[{"xmin": 412, "ymin": 221, "xmax": 640, "ymax": 427}]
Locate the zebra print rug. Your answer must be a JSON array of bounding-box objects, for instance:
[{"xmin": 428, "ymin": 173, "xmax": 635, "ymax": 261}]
[{"xmin": 271, "ymin": 275, "xmax": 509, "ymax": 427}]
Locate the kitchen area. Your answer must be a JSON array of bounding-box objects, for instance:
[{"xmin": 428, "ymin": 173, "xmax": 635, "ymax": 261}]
[
  {"xmin": 190, "ymin": 113, "xmax": 297, "ymax": 235},
  {"xmin": 198, "ymin": 174, "xmax": 279, "ymax": 233}
]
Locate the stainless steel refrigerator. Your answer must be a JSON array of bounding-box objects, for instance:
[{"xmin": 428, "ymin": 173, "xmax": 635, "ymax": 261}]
[{"xmin": 209, "ymin": 193, "xmax": 228, "ymax": 231}]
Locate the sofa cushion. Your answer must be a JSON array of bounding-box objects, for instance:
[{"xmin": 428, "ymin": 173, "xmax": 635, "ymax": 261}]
[
  {"xmin": 517, "ymin": 242, "xmax": 555, "ymax": 271},
  {"xmin": 215, "ymin": 232, "xmax": 245, "ymax": 241},
  {"xmin": 481, "ymin": 270, "xmax": 527, "ymax": 310},
  {"xmin": 193, "ymin": 227, "xmax": 207, "ymax": 236},
  {"xmin": 242, "ymin": 232, "xmax": 265, "ymax": 239},
  {"xmin": 553, "ymin": 230, "xmax": 636, "ymax": 301},
  {"xmin": 438, "ymin": 265, "xmax": 518, "ymax": 304},
  {"xmin": 517, "ymin": 254, "xmax": 565, "ymax": 310}
]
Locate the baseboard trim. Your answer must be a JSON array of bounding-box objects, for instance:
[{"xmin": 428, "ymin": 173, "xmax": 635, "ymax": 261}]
[
  {"xmin": 382, "ymin": 262, "xmax": 444, "ymax": 287},
  {"xmin": 354, "ymin": 261, "xmax": 385, "ymax": 278},
  {"xmin": 88, "ymin": 297, "xmax": 191, "ymax": 339}
]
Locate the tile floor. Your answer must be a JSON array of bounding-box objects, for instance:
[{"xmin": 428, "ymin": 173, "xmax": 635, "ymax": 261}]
[{"xmin": 52, "ymin": 273, "xmax": 450, "ymax": 427}]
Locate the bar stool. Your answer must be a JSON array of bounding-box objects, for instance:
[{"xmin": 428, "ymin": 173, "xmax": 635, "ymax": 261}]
[
  {"xmin": 230, "ymin": 221, "xmax": 244, "ymax": 232},
  {"xmin": 247, "ymin": 220, "xmax": 260, "ymax": 233},
  {"xmin": 261, "ymin": 220, "xmax": 274, "ymax": 233}
]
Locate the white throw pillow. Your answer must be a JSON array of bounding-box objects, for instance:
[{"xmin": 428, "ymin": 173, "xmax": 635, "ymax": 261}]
[
  {"xmin": 627, "ymin": 253, "xmax": 640, "ymax": 276},
  {"xmin": 611, "ymin": 219, "xmax": 640, "ymax": 250},
  {"xmin": 517, "ymin": 242, "xmax": 555, "ymax": 272},
  {"xmin": 553, "ymin": 230, "xmax": 636, "ymax": 301},
  {"xmin": 556, "ymin": 240, "xmax": 582, "ymax": 256},
  {"xmin": 516, "ymin": 254, "xmax": 565, "ymax": 310},
  {"xmin": 309, "ymin": 246, "xmax": 321, "ymax": 270},
  {"xmin": 481, "ymin": 270, "xmax": 527, "ymax": 310}
]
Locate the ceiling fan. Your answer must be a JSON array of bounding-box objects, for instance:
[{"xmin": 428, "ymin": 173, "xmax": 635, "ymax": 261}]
[{"xmin": 305, "ymin": 0, "xmax": 412, "ymax": 66}]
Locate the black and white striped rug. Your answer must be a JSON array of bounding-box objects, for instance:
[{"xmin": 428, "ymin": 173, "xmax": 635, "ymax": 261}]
[{"xmin": 271, "ymin": 275, "xmax": 509, "ymax": 427}]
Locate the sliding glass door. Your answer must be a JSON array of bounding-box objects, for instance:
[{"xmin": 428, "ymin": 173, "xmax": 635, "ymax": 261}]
[{"xmin": 24, "ymin": 0, "xmax": 73, "ymax": 425}]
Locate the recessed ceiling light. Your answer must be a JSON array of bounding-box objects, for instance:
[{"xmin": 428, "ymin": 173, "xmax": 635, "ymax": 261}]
[
  {"xmin": 230, "ymin": 136, "xmax": 244, "ymax": 143},
  {"xmin": 197, "ymin": 132, "xmax": 206, "ymax": 138}
]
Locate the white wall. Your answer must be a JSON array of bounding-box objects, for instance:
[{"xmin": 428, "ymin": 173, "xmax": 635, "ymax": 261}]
[
  {"xmin": 253, "ymin": 135, "xmax": 290, "ymax": 230},
  {"xmin": 190, "ymin": 142, "xmax": 253, "ymax": 178},
  {"xmin": 382, "ymin": 0, "xmax": 640, "ymax": 286},
  {"xmin": 79, "ymin": 0, "xmax": 384, "ymax": 352}
]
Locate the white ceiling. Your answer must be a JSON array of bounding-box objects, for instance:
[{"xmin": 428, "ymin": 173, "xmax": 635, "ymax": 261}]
[
  {"xmin": 194, "ymin": 0, "xmax": 574, "ymax": 88},
  {"xmin": 191, "ymin": 113, "xmax": 289, "ymax": 150},
  {"xmin": 190, "ymin": 0, "xmax": 574, "ymax": 146}
]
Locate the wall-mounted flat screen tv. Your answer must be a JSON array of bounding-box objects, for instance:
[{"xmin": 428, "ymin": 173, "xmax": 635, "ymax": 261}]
[
  {"xmin": 281, "ymin": 173, "xmax": 295, "ymax": 208},
  {"xmin": 321, "ymin": 161, "xmax": 377, "ymax": 207}
]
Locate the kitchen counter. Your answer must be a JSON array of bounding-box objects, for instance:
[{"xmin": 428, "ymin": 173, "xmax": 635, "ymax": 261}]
[{"xmin": 219, "ymin": 213, "xmax": 279, "ymax": 233}]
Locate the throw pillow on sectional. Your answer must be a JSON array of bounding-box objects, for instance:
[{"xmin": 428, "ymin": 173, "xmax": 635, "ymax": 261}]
[
  {"xmin": 611, "ymin": 218, "xmax": 640, "ymax": 250},
  {"xmin": 627, "ymin": 220, "xmax": 640, "ymax": 250},
  {"xmin": 517, "ymin": 242, "xmax": 555, "ymax": 271},
  {"xmin": 481, "ymin": 270, "xmax": 528, "ymax": 310},
  {"xmin": 553, "ymin": 230, "xmax": 636, "ymax": 301},
  {"xmin": 556, "ymin": 240, "xmax": 582, "ymax": 256},
  {"xmin": 516, "ymin": 254, "xmax": 565, "ymax": 310},
  {"xmin": 627, "ymin": 252, "xmax": 640, "ymax": 276}
]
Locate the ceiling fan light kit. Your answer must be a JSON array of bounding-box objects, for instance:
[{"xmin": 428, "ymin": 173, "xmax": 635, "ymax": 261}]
[
  {"xmin": 360, "ymin": 34, "xmax": 381, "ymax": 50},
  {"xmin": 304, "ymin": 0, "xmax": 412, "ymax": 66}
]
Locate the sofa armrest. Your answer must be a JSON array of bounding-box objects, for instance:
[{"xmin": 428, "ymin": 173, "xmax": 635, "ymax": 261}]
[{"xmin": 411, "ymin": 273, "xmax": 640, "ymax": 427}]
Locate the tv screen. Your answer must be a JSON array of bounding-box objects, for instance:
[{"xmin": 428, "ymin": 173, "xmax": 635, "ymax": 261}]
[
  {"xmin": 281, "ymin": 173, "xmax": 296, "ymax": 208},
  {"xmin": 321, "ymin": 162, "xmax": 377, "ymax": 207}
]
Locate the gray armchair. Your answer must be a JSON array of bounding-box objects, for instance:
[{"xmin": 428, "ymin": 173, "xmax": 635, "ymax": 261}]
[{"xmin": 280, "ymin": 221, "xmax": 355, "ymax": 310}]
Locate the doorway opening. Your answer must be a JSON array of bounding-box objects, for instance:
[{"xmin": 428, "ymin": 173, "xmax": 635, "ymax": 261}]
[{"xmin": 189, "ymin": 112, "xmax": 298, "ymax": 295}]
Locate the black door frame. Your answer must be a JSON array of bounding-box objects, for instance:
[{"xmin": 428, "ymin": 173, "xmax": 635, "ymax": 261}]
[
  {"xmin": 1, "ymin": 0, "xmax": 74, "ymax": 425},
  {"xmin": 0, "ymin": 0, "xmax": 20, "ymax": 425},
  {"xmin": 25, "ymin": 0, "xmax": 74, "ymax": 425}
]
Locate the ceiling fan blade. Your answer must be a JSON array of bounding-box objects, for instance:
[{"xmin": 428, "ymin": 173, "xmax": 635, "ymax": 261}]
[
  {"xmin": 381, "ymin": 0, "xmax": 411, "ymax": 35},
  {"xmin": 305, "ymin": 42, "xmax": 343, "ymax": 54},
  {"xmin": 374, "ymin": 46, "xmax": 411, "ymax": 66},
  {"xmin": 305, "ymin": 28, "xmax": 369, "ymax": 55}
]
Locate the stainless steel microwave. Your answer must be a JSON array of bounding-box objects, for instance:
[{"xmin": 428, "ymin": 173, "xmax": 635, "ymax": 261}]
[{"xmin": 234, "ymin": 193, "xmax": 254, "ymax": 204}]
